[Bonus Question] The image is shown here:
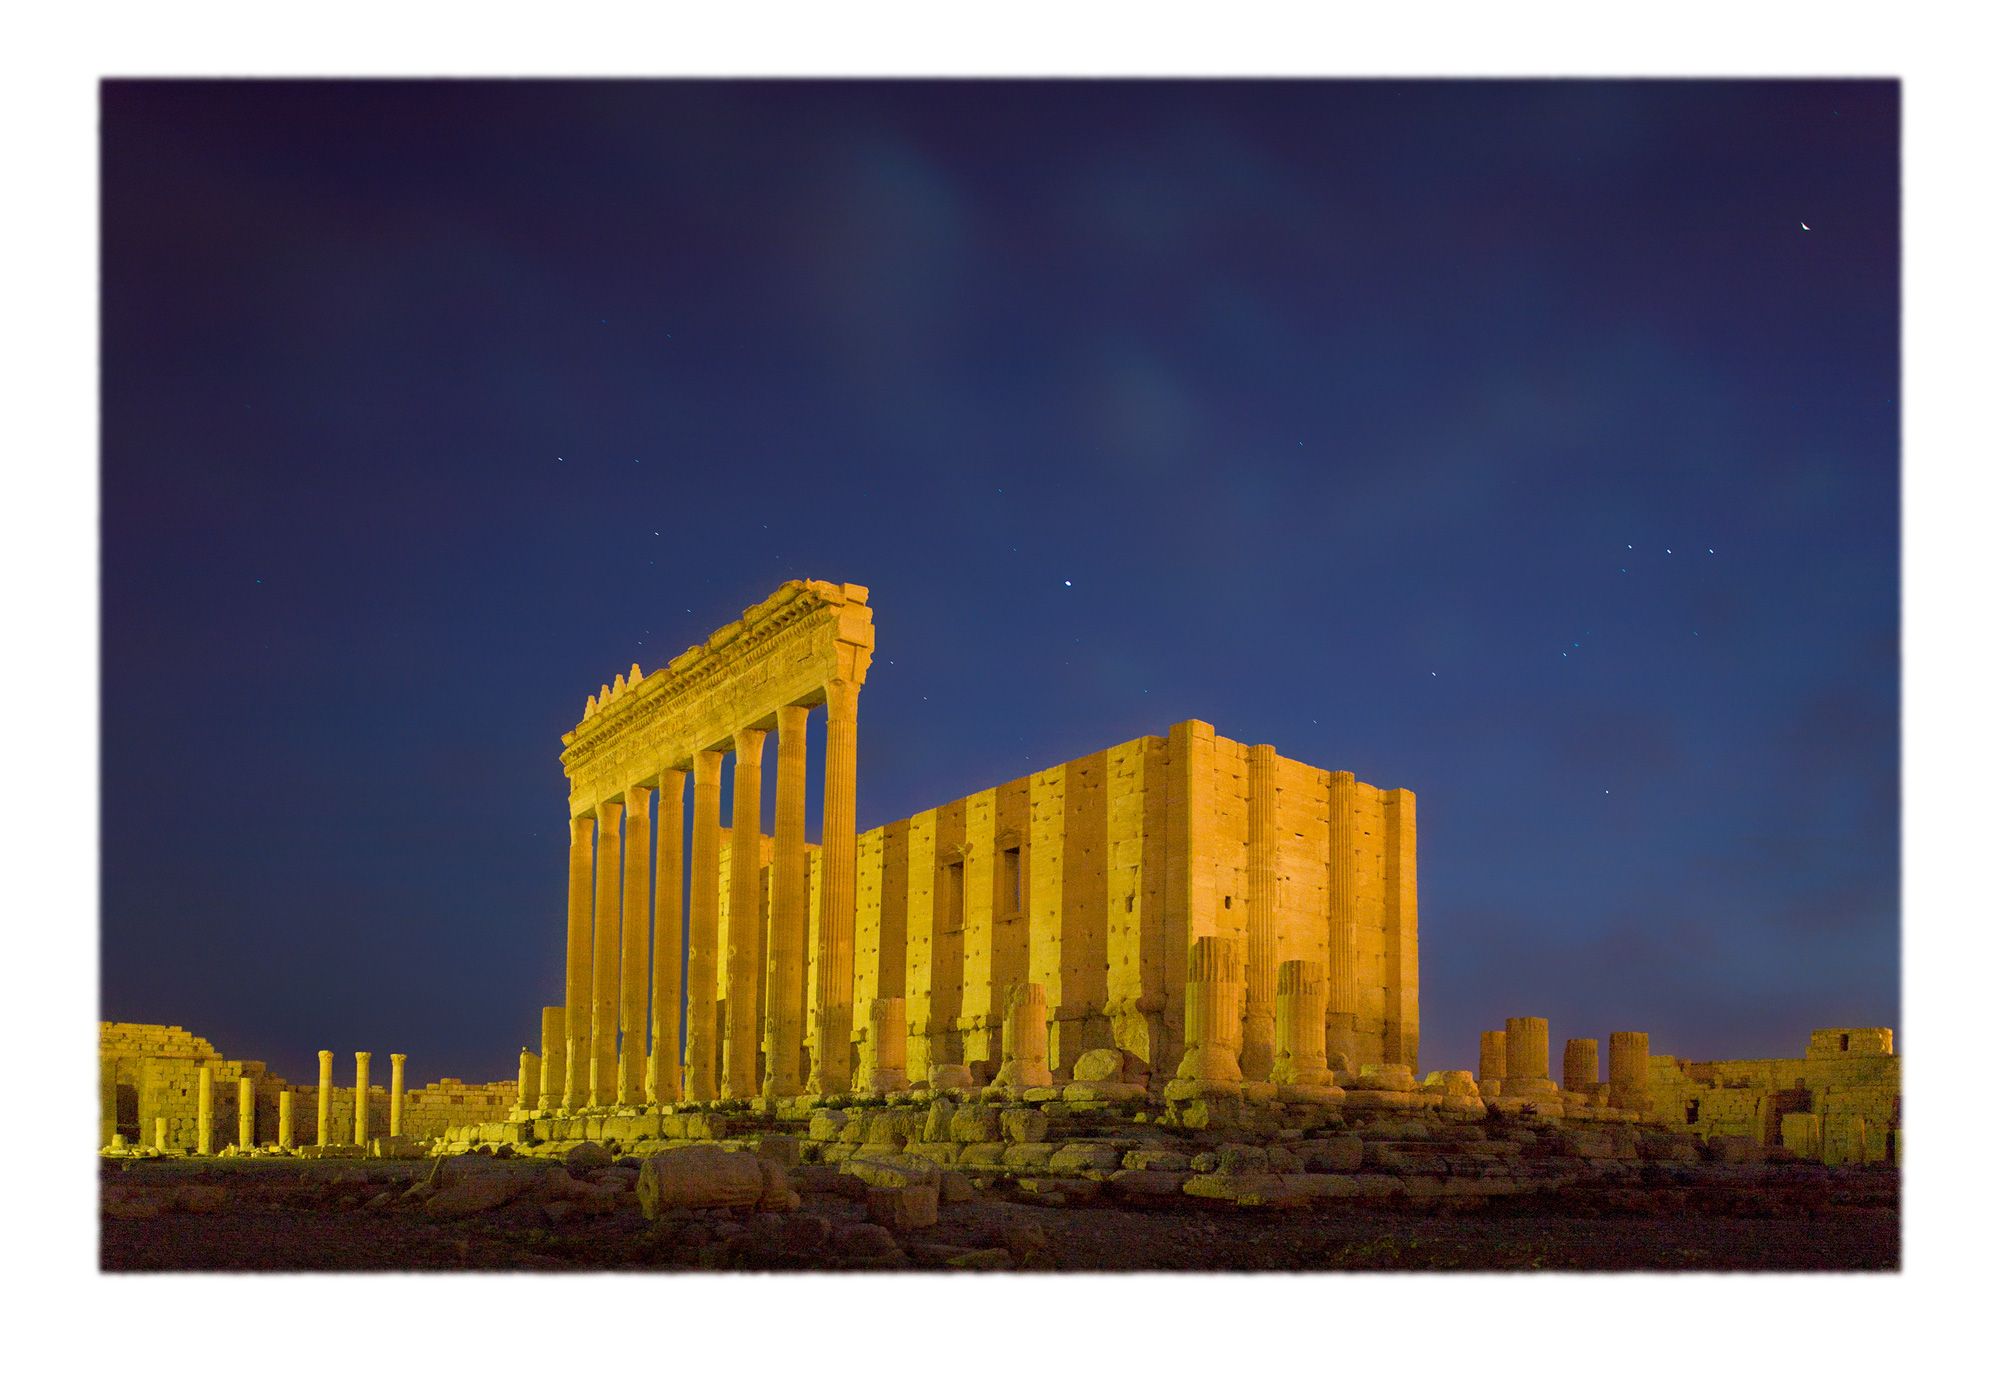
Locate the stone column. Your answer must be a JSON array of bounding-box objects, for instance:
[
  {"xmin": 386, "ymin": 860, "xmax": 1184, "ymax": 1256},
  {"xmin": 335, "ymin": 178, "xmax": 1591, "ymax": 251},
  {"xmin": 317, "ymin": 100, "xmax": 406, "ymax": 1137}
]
[
  {"xmin": 353, "ymin": 1051, "xmax": 372, "ymax": 1147},
  {"xmin": 538, "ymin": 1005, "xmax": 565, "ymax": 1113},
  {"xmin": 723, "ymin": 726, "xmax": 767, "ymax": 1098},
  {"xmin": 1242, "ymin": 744, "xmax": 1279, "ymax": 1081},
  {"xmin": 518, "ymin": 1049, "xmax": 538, "ymax": 1112},
  {"xmin": 237, "ymin": 1076, "xmax": 255, "ymax": 1150},
  {"xmin": 867, "ymin": 996, "xmax": 908, "ymax": 1094},
  {"xmin": 154, "ymin": 1116, "xmax": 169, "ymax": 1153},
  {"xmin": 1171, "ymin": 936, "xmax": 1245, "ymax": 1088},
  {"xmin": 389, "ymin": 1053, "xmax": 406, "ymax": 1137},
  {"xmin": 278, "ymin": 1090, "xmax": 295, "ymax": 1150},
  {"xmin": 562, "ymin": 812, "xmax": 595, "ymax": 1111},
  {"xmin": 1609, "ymin": 1031, "xmax": 1651, "ymax": 1112},
  {"xmin": 316, "ymin": 1049, "xmax": 334, "ymax": 1147},
  {"xmin": 1272, "ymin": 960, "xmax": 1333, "ymax": 1087},
  {"xmin": 1326, "ymin": 770, "xmax": 1360, "ymax": 1065},
  {"xmin": 650, "ymin": 768, "xmax": 686, "ymax": 1104},
  {"xmin": 994, "ymin": 982, "xmax": 1053, "ymax": 1091},
  {"xmin": 1563, "ymin": 1038, "xmax": 1600, "ymax": 1095},
  {"xmin": 764, "ymin": 704, "xmax": 811, "ymax": 1099},
  {"xmin": 1501, "ymin": 1016, "xmax": 1558, "ymax": 1101},
  {"xmin": 810, "ymin": 677, "xmax": 860, "ymax": 1095},
  {"xmin": 617, "ymin": 784, "xmax": 651, "ymax": 1105},
  {"xmin": 590, "ymin": 797, "xmax": 624, "ymax": 1107},
  {"xmin": 196, "ymin": 1065, "xmax": 214, "ymax": 1155},
  {"xmin": 99, "ymin": 1062, "xmax": 118, "ymax": 1147},
  {"xmin": 686, "ymin": 749, "xmax": 725, "ymax": 1101},
  {"xmin": 1479, "ymin": 1029, "xmax": 1507, "ymax": 1096}
]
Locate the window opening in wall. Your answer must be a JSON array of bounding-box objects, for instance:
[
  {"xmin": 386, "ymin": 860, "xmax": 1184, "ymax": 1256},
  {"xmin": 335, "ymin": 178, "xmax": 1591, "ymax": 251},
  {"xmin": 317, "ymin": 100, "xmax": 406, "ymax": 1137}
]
[
  {"xmin": 1685, "ymin": 1098, "xmax": 1701, "ymax": 1125},
  {"xmin": 1223, "ymin": 895, "xmax": 1233, "ymax": 910},
  {"xmin": 1839, "ymin": 1034, "xmax": 1850, "ymax": 1051},
  {"xmin": 1000, "ymin": 846, "xmax": 1022, "ymax": 917},
  {"xmin": 943, "ymin": 859, "xmax": 965, "ymax": 931}
]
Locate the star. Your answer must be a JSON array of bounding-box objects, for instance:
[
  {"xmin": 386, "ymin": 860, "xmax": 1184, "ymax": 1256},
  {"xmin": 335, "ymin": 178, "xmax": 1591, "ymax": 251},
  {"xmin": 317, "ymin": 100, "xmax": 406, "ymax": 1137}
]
[
  {"xmin": 1801, "ymin": 221, "xmax": 1811, "ymax": 231},
  {"xmin": 1064, "ymin": 580, "xmax": 1072, "ymax": 587}
]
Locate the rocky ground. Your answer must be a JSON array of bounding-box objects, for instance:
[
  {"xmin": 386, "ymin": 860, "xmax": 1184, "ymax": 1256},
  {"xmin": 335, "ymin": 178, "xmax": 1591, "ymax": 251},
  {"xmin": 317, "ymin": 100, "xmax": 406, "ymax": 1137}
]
[{"xmin": 101, "ymin": 1106, "xmax": 1898, "ymax": 1271}]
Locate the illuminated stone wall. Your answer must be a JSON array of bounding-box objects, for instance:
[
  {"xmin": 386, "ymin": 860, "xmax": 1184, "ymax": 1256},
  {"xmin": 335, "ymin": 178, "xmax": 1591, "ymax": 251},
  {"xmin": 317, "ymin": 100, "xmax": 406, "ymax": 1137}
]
[{"xmin": 1643, "ymin": 1027, "xmax": 1901, "ymax": 1163}]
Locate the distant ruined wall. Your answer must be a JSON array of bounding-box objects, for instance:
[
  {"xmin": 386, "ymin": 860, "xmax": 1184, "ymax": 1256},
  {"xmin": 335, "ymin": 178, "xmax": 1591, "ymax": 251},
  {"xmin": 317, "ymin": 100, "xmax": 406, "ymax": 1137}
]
[{"xmin": 1643, "ymin": 1027, "xmax": 1900, "ymax": 1163}]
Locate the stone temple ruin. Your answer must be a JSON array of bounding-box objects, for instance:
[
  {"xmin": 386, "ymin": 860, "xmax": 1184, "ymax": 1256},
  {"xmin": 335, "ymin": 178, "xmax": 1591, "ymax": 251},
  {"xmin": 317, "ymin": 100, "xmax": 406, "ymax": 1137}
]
[{"xmin": 101, "ymin": 578, "xmax": 1901, "ymax": 1216}]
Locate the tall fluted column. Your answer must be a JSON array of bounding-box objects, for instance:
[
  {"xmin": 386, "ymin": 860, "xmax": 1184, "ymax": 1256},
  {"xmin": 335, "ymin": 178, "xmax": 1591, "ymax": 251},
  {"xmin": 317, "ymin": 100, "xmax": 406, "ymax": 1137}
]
[
  {"xmin": 1171, "ymin": 936, "xmax": 1245, "ymax": 1088},
  {"xmin": 315, "ymin": 1049, "xmax": 333, "ymax": 1147},
  {"xmin": 618, "ymin": 784, "xmax": 652, "ymax": 1105},
  {"xmin": 1327, "ymin": 770, "xmax": 1360, "ymax": 1065},
  {"xmin": 1563, "ymin": 1038, "xmax": 1600, "ymax": 1095},
  {"xmin": 1609, "ymin": 1031, "xmax": 1651, "ymax": 1112},
  {"xmin": 650, "ymin": 769, "xmax": 687, "ymax": 1104},
  {"xmin": 562, "ymin": 813, "xmax": 594, "ymax": 1111},
  {"xmin": 994, "ymin": 982, "xmax": 1053, "ymax": 1091},
  {"xmin": 867, "ymin": 996, "xmax": 908, "ymax": 1093},
  {"xmin": 810, "ymin": 678, "xmax": 860, "ymax": 1095},
  {"xmin": 388, "ymin": 1053, "xmax": 406, "ymax": 1137},
  {"xmin": 686, "ymin": 750, "xmax": 725, "ymax": 1100},
  {"xmin": 1272, "ymin": 960, "xmax": 1334, "ymax": 1088},
  {"xmin": 538, "ymin": 1005, "xmax": 565, "ymax": 1113},
  {"xmin": 723, "ymin": 726, "xmax": 767, "ymax": 1098},
  {"xmin": 764, "ymin": 704, "xmax": 810, "ymax": 1099},
  {"xmin": 278, "ymin": 1090, "xmax": 295, "ymax": 1150},
  {"xmin": 590, "ymin": 797, "xmax": 624, "ymax": 1106},
  {"xmin": 196, "ymin": 1066, "xmax": 214, "ymax": 1155},
  {"xmin": 237, "ymin": 1076, "xmax": 255, "ymax": 1150},
  {"xmin": 1479, "ymin": 1029, "xmax": 1508, "ymax": 1095},
  {"xmin": 353, "ymin": 1051, "xmax": 372, "ymax": 1146},
  {"xmin": 1243, "ymin": 744, "xmax": 1279, "ymax": 1080}
]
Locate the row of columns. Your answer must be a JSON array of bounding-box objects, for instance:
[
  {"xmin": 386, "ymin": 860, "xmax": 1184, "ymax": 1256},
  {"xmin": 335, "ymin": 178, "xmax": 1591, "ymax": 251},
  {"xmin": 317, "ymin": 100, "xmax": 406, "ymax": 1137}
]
[
  {"xmin": 1479, "ymin": 1021, "xmax": 1651, "ymax": 1110},
  {"xmin": 184, "ymin": 1051, "xmax": 402, "ymax": 1154},
  {"xmin": 557, "ymin": 679, "xmax": 860, "ymax": 1111}
]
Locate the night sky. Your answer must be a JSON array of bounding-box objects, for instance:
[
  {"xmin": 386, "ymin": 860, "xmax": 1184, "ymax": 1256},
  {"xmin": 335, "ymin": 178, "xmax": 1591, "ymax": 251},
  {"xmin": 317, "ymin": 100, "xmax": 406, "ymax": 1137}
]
[{"xmin": 100, "ymin": 80, "xmax": 1899, "ymax": 1087}]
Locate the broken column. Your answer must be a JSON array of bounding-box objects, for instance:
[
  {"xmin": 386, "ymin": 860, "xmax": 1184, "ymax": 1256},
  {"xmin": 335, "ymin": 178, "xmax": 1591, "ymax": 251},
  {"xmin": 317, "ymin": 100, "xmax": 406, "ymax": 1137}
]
[
  {"xmin": 650, "ymin": 768, "xmax": 686, "ymax": 1104},
  {"xmin": 154, "ymin": 1116, "xmax": 168, "ymax": 1153},
  {"xmin": 517, "ymin": 1049, "xmax": 538, "ymax": 1112},
  {"xmin": 389, "ymin": 1053, "xmax": 406, "ymax": 1138},
  {"xmin": 1478, "ymin": 1029, "xmax": 1507, "ymax": 1097},
  {"xmin": 1500, "ymin": 1016, "xmax": 1561, "ymax": 1107},
  {"xmin": 278, "ymin": 1090, "xmax": 295, "ymax": 1150},
  {"xmin": 1242, "ymin": 744, "xmax": 1279, "ymax": 1080},
  {"xmin": 763, "ymin": 704, "xmax": 810, "ymax": 1099},
  {"xmin": 237, "ymin": 1075, "xmax": 255, "ymax": 1150},
  {"xmin": 1563, "ymin": 1038, "xmax": 1600, "ymax": 1095},
  {"xmin": 353, "ymin": 1051, "xmax": 372, "ymax": 1147},
  {"xmin": 590, "ymin": 796, "xmax": 624, "ymax": 1106},
  {"xmin": 195, "ymin": 1066, "xmax": 214, "ymax": 1155},
  {"xmin": 1272, "ymin": 960, "xmax": 1342, "ymax": 1102},
  {"xmin": 316, "ymin": 1049, "xmax": 334, "ymax": 1147},
  {"xmin": 538, "ymin": 1005, "xmax": 565, "ymax": 1113},
  {"xmin": 1608, "ymin": 1031, "xmax": 1651, "ymax": 1113},
  {"xmin": 723, "ymin": 726, "xmax": 766, "ymax": 1099},
  {"xmin": 1170, "ymin": 936, "xmax": 1245, "ymax": 1094},
  {"xmin": 866, "ymin": 996, "xmax": 908, "ymax": 1093},
  {"xmin": 685, "ymin": 748, "xmax": 725, "ymax": 1101},
  {"xmin": 618, "ymin": 783, "xmax": 651, "ymax": 1106},
  {"xmin": 562, "ymin": 812, "xmax": 594, "ymax": 1112},
  {"xmin": 994, "ymin": 981, "xmax": 1053, "ymax": 1092}
]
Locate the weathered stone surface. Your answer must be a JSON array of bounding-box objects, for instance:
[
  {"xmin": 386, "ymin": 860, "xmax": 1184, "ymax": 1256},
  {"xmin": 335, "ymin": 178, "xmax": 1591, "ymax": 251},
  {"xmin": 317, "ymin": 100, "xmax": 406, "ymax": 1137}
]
[
  {"xmin": 999, "ymin": 1109, "xmax": 1048, "ymax": 1143},
  {"xmin": 844, "ymin": 1152, "xmax": 943, "ymax": 1190},
  {"xmin": 1295, "ymin": 1134, "xmax": 1366, "ymax": 1172},
  {"xmin": 867, "ymin": 1182, "xmax": 939, "ymax": 1230},
  {"xmin": 949, "ymin": 1105, "xmax": 1002, "ymax": 1143},
  {"xmin": 635, "ymin": 1146, "xmax": 784, "ymax": 1215},
  {"xmin": 1108, "ymin": 1168, "xmax": 1194, "ymax": 1205},
  {"xmin": 1002, "ymin": 1142, "xmax": 1060, "ymax": 1170},
  {"xmin": 1071, "ymin": 1048, "xmax": 1132, "ymax": 1083},
  {"xmin": 808, "ymin": 1109, "xmax": 848, "ymax": 1142},
  {"xmin": 1122, "ymin": 1148, "xmax": 1191, "ymax": 1172},
  {"xmin": 564, "ymin": 1141, "xmax": 615, "ymax": 1170},
  {"xmin": 1182, "ymin": 1172, "xmax": 1306, "ymax": 1208},
  {"xmin": 1047, "ymin": 1142, "xmax": 1122, "ymax": 1176},
  {"xmin": 425, "ymin": 1170, "xmax": 530, "ymax": 1218}
]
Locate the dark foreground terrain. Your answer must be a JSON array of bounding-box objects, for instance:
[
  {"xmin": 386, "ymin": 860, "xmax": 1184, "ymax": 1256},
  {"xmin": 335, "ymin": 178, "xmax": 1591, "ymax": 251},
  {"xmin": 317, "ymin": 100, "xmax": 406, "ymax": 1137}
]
[{"xmin": 101, "ymin": 1155, "xmax": 1897, "ymax": 1272}]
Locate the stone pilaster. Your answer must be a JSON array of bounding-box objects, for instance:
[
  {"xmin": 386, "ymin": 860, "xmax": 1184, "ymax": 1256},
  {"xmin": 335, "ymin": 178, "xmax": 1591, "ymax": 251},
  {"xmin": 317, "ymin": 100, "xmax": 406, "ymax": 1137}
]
[
  {"xmin": 1326, "ymin": 769, "xmax": 1360, "ymax": 1067},
  {"xmin": 994, "ymin": 981, "xmax": 1053, "ymax": 1092},
  {"xmin": 1170, "ymin": 936, "xmax": 1245, "ymax": 1092},
  {"xmin": 562, "ymin": 813, "xmax": 594, "ymax": 1111},
  {"xmin": 764, "ymin": 704, "xmax": 810, "ymax": 1098},
  {"xmin": 196, "ymin": 1065, "xmax": 214, "ymax": 1155},
  {"xmin": 616, "ymin": 784, "xmax": 651, "ymax": 1105},
  {"xmin": 316, "ymin": 1049, "xmax": 333, "ymax": 1147},
  {"xmin": 353, "ymin": 1051, "xmax": 372, "ymax": 1146},
  {"xmin": 389, "ymin": 1053, "xmax": 406, "ymax": 1138},
  {"xmin": 866, "ymin": 996, "xmax": 908, "ymax": 1093},
  {"xmin": 1242, "ymin": 744, "xmax": 1279, "ymax": 1081},
  {"xmin": 237, "ymin": 1076, "xmax": 254, "ymax": 1150},
  {"xmin": 1609, "ymin": 1031, "xmax": 1651, "ymax": 1112},
  {"xmin": 538, "ymin": 1005, "xmax": 565, "ymax": 1113},
  {"xmin": 1563, "ymin": 1038, "xmax": 1600, "ymax": 1095},
  {"xmin": 650, "ymin": 768, "xmax": 686, "ymax": 1104},
  {"xmin": 686, "ymin": 749, "xmax": 725, "ymax": 1101},
  {"xmin": 279, "ymin": 1090, "xmax": 295, "ymax": 1150},
  {"xmin": 723, "ymin": 726, "xmax": 766, "ymax": 1098},
  {"xmin": 590, "ymin": 797, "xmax": 624, "ymax": 1107}
]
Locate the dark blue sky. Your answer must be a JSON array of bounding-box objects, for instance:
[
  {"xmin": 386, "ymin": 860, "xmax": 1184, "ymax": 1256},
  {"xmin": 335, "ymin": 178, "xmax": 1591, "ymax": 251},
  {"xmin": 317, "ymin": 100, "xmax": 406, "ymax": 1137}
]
[{"xmin": 100, "ymin": 80, "xmax": 1898, "ymax": 1086}]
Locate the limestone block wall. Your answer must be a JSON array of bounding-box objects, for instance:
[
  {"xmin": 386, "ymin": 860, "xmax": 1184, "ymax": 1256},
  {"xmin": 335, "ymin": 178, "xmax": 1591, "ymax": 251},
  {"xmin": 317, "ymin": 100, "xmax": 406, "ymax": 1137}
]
[
  {"xmin": 842, "ymin": 719, "xmax": 1417, "ymax": 1088},
  {"xmin": 1642, "ymin": 1028, "xmax": 1900, "ymax": 1163}
]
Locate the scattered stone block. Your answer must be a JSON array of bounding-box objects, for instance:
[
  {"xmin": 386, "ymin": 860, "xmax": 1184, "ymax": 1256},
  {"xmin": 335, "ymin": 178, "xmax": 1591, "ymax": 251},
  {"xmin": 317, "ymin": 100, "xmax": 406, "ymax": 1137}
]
[{"xmin": 866, "ymin": 1183, "xmax": 939, "ymax": 1231}]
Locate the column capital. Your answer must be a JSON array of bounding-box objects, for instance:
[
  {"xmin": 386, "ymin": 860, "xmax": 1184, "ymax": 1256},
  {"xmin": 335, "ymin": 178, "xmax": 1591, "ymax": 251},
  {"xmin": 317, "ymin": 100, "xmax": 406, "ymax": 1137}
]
[
  {"xmin": 595, "ymin": 794, "xmax": 625, "ymax": 820},
  {"xmin": 733, "ymin": 726, "xmax": 768, "ymax": 763},
  {"xmin": 623, "ymin": 783, "xmax": 651, "ymax": 812},
  {"xmin": 390, "ymin": 1053, "xmax": 407, "ymax": 1067},
  {"xmin": 571, "ymin": 811, "xmax": 595, "ymax": 840},
  {"xmin": 693, "ymin": 747, "xmax": 725, "ymax": 781}
]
